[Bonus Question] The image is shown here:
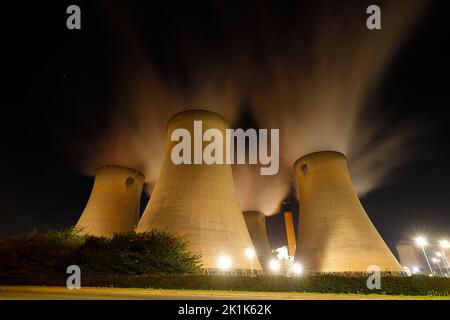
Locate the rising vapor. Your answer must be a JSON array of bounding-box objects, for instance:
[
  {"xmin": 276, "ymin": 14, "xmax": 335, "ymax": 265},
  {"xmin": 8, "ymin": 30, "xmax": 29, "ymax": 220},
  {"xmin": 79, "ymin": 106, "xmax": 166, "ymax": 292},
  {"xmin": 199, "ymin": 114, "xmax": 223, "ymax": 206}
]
[
  {"xmin": 248, "ymin": 0, "xmax": 425, "ymax": 196},
  {"xmin": 72, "ymin": 0, "xmax": 426, "ymax": 214}
]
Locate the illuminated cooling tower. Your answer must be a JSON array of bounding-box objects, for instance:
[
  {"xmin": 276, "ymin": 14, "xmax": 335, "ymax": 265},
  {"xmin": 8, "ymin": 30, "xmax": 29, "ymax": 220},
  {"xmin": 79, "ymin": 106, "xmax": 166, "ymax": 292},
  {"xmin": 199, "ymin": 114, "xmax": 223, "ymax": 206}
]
[
  {"xmin": 243, "ymin": 211, "xmax": 274, "ymax": 271},
  {"xmin": 294, "ymin": 151, "xmax": 402, "ymax": 273},
  {"xmin": 76, "ymin": 166, "xmax": 144, "ymax": 238},
  {"xmin": 136, "ymin": 110, "xmax": 261, "ymax": 272},
  {"xmin": 396, "ymin": 244, "xmax": 424, "ymax": 270}
]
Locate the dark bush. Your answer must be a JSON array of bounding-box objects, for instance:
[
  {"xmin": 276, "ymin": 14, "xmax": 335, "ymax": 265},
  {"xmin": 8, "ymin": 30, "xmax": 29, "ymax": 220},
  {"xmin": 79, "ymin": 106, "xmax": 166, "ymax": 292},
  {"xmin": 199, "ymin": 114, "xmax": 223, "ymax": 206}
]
[
  {"xmin": 75, "ymin": 230, "xmax": 201, "ymax": 275},
  {"xmin": 0, "ymin": 228, "xmax": 84, "ymax": 276},
  {"xmin": 0, "ymin": 228, "xmax": 201, "ymax": 277}
]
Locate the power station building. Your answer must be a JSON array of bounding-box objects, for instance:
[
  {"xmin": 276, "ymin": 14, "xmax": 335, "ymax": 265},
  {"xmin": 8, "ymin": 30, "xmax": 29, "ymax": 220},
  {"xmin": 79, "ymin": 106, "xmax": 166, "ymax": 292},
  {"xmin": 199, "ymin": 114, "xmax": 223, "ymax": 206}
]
[
  {"xmin": 76, "ymin": 166, "xmax": 144, "ymax": 238},
  {"xmin": 74, "ymin": 117, "xmax": 404, "ymax": 275},
  {"xmin": 136, "ymin": 110, "xmax": 261, "ymax": 273},
  {"xmin": 293, "ymin": 151, "xmax": 402, "ymax": 273}
]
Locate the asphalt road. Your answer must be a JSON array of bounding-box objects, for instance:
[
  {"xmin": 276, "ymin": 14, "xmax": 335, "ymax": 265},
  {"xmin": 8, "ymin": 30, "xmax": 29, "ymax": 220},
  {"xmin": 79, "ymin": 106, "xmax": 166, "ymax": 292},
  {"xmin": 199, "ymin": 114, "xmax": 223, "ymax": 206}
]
[{"xmin": 1, "ymin": 286, "xmax": 448, "ymax": 300}]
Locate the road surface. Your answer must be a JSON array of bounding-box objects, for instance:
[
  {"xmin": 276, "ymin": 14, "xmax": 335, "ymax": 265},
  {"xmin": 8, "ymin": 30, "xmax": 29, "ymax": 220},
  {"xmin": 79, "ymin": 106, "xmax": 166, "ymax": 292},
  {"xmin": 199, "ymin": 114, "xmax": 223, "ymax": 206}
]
[{"xmin": 1, "ymin": 286, "xmax": 448, "ymax": 300}]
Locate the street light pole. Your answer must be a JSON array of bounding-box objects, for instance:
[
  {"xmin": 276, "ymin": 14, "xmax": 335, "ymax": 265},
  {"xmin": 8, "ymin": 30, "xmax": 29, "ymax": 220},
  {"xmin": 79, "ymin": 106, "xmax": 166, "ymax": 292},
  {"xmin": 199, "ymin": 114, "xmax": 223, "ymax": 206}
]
[
  {"xmin": 440, "ymin": 251, "xmax": 450, "ymax": 276},
  {"xmin": 421, "ymin": 246, "xmax": 433, "ymax": 275},
  {"xmin": 439, "ymin": 240, "xmax": 450, "ymax": 276},
  {"xmin": 415, "ymin": 236, "xmax": 433, "ymax": 275},
  {"xmin": 437, "ymin": 260, "xmax": 444, "ymax": 277},
  {"xmin": 432, "ymin": 258, "xmax": 444, "ymax": 277}
]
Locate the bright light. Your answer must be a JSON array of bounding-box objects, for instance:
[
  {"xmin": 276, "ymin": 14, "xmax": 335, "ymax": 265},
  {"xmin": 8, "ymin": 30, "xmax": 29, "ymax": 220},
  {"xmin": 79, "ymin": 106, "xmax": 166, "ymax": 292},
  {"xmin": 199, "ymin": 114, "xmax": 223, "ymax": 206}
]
[
  {"xmin": 431, "ymin": 258, "xmax": 440, "ymax": 264},
  {"xmin": 269, "ymin": 259, "xmax": 280, "ymax": 272},
  {"xmin": 218, "ymin": 255, "xmax": 232, "ymax": 271},
  {"xmin": 245, "ymin": 248, "xmax": 255, "ymax": 259},
  {"xmin": 415, "ymin": 236, "xmax": 428, "ymax": 247},
  {"xmin": 292, "ymin": 263, "xmax": 303, "ymax": 275},
  {"xmin": 412, "ymin": 266, "xmax": 420, "ymax": 273},
  {"xmin": 274, "ymin": 247, "xmax": 289, "ymax": 261},
  {"xmin": 435, "ymin": 252, "xmax": 443, "ymax": 257},
  {"xmin": 439, "ymin": 240, "xmax": 450, "ymax": 249}
]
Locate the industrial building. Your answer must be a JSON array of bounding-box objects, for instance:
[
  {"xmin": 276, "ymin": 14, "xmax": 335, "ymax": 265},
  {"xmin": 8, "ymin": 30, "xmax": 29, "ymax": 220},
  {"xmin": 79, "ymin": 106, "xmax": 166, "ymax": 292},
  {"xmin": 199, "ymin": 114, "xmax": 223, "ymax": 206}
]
[
  {"xmin": 136, "ymin": 110, "xmax": 261, "ymax": 273},
  {"xmin": 76, "ymin": 166, "xmax": 144, "ymax": 238},
  {"xmin": 74, "ymin": 119, "xmax": 405, "ymax": 275},
  {"xmin": 293, "ymin": 151, "xmax": 402, "ymax": 273}
]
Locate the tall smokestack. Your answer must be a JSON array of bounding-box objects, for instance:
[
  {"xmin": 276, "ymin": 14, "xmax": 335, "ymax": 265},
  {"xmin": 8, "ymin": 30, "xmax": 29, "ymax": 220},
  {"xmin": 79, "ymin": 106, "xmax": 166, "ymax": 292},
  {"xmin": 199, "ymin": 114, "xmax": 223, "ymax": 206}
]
[
  {"xmin": 243, "ymin": 211, "xmax": 274, "ymax": 271},
  {"xmin": 76, "ymin": 166, "xmax": 144, "ymax": 238},
  {"xmin": 284, "ymin": 211, "xmax": 296, "ymax": 258},
  {"xmin": 294, "ymin": 151, "xmax": 402, "ymax": 273},
  {"xmin": 136, "ymin": 110, "xmax": 261, "ymax": 272}
]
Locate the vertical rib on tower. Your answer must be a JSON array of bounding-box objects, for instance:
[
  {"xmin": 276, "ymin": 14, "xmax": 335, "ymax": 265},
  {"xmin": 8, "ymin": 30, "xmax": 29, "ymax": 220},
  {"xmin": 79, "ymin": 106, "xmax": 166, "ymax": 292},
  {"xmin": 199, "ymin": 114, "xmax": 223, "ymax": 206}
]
[
  {"xmin": 294, "ymin": 151, "xmax": 402, "ymax": 273},
  {"xmin": 136, "ymin": 110, "xmax": 261, "ymax": 272},
  {"xmin": 76, "ymin": 166, "xmax": 144, "ymax": 238}
]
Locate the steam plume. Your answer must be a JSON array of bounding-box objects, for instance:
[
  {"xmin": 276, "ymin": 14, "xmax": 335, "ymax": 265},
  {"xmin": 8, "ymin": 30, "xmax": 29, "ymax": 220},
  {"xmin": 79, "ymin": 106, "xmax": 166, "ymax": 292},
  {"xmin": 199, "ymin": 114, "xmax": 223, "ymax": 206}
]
[{"xmin": 248, "ymin": 0, "xmax": 425, "ymax": 195}]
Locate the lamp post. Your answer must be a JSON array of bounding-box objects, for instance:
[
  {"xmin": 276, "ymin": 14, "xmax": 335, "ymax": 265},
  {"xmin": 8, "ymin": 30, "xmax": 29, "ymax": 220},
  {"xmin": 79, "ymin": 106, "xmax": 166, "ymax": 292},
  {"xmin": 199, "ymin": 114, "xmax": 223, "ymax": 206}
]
[
  {"xmin": 438, "ymin": 240, "xmax": 450, "ymax": 276},
  {"xmin": 218, "ymin": 255, "xmax": 232, "ymax": 275},
  {"xmin": 269, "ymin": 259, "xmax": 280, "ymax": 273},
  {"xmin": 245, "ymin": 248, "xmax": 255, "ymax": 277},
  {"xmin": 415, "ymin": 236, "xmax": 433, "ymax": 275},
  {"xmin": 431, "ymin": 258, "xmax": 444, "ymax": 277},
  {"xmin": 292, "ymin": 263, "xmax": 303, "ymax": 276}
]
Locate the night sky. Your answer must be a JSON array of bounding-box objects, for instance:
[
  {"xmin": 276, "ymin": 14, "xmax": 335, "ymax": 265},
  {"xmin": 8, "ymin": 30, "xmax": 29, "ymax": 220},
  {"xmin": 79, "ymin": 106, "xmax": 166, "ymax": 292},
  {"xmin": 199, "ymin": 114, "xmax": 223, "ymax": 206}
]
[{"xmin": 2, "ymin": 0, "xmax": 449, "ymax": 256}]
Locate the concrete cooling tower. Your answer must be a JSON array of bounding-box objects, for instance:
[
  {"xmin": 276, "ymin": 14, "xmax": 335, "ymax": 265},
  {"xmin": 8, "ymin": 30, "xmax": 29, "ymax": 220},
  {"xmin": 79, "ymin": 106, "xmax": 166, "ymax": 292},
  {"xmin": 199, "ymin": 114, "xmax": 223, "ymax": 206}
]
[
  {"xmin": 136, "ymin": 110, "xmax": 261, "ymax": 273},
  {"xmin": 396, "ymin": 244, "xmax": 424, "ymax": 270},
  {"xmin": 294, "ymin": 151, "xmax": 402, "ymax": 273},
  {"xmin": 243, "ymin": 211, "xmax": 274, "ymax": 271},
  {"xmin": 76, "ymin": 166, "xmax": 144, "ymax": 238}
]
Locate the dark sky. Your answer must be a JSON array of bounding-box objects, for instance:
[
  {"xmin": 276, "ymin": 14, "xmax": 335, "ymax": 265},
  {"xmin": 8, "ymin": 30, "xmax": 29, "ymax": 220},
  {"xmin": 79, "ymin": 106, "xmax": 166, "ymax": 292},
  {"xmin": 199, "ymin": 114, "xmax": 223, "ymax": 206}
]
[{"xmin": 1, "ymin": 0, "xmax": 449, "ymax": 257}]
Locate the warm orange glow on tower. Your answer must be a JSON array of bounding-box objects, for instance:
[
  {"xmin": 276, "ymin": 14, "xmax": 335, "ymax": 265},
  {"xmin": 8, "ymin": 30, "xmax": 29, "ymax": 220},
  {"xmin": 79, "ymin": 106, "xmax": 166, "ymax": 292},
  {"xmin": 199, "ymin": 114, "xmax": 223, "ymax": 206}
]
[
  {"xmin": 76, "ymin": 166, "xmax": 144, "ymax": 238},
  {"xmin": 294, "ymin": 151, "xmax": 402, "ymax": 273},
  {"xmin": 136, "ymin": 110, "xmax": 261, "ymax": 272}
]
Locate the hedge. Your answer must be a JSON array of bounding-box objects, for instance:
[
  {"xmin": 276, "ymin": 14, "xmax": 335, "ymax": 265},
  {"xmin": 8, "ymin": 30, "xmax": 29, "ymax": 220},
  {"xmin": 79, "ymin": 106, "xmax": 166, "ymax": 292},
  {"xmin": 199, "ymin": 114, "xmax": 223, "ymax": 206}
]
[{"xmin": 0, "ymin": 274, "xmax": 449, "ymax": 296}]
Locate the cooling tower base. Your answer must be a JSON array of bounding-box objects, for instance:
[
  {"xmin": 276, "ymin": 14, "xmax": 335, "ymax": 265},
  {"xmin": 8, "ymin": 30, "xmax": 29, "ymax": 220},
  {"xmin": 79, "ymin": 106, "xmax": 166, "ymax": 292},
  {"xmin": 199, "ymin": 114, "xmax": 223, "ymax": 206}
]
[{"xmin": 202, "ymin": 268, "xmax": 264, "ymax": 276}]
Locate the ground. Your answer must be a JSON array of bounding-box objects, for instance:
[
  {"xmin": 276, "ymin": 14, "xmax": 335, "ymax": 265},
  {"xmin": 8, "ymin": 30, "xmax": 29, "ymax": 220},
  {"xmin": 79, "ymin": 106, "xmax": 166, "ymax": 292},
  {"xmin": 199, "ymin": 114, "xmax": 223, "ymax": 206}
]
[{"xmin": 0, "ymin": 286, "xmax": 448, "ymax": 300}]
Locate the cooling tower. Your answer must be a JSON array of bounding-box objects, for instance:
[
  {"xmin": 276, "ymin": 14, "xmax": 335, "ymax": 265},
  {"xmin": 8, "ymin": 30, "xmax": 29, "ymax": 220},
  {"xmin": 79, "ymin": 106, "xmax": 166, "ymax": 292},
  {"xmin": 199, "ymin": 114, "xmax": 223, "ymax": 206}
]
[
  {"xmin": 294, "ymin": 151, "xmax": 402, "ymax": 273},
  {"xmin": 136, "ymin": 110, "xmax": 261, "ymax": 272},
  {"xmin": 284, "ymin": 211, "xmax": 296, "ymax": 257},
  {"xmin": 243, "ymin": 211, "xmax": 274, "ymax": 271},
  {"xmin": 396, "ymin": 244, "xmax": 424, "ymax": 270},
  {"xmin": 76, "ymin": 166, "xmax": 144, "ymax": 238}
]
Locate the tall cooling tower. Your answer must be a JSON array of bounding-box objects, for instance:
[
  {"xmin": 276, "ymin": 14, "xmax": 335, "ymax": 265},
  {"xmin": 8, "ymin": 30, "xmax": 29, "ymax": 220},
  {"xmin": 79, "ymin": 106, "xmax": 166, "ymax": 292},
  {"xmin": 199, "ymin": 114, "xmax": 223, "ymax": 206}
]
[
  {"xmin": 243, "ymin": 211, "xmax": 274, "ymax": 271},
  {"xmin": 76, "ymin": 166, "xmax": 144, "ymax": 238},
  {"xmin": 396, "ymin": 244, "xmax": 424, "ymax": 270},
  {"xmin": 136, "ymin": 110, "xmax": 261, "ymax": 272},
  {"xmin": 294, "ymin": 151, "xmax": 402, "ymax": 273}
]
